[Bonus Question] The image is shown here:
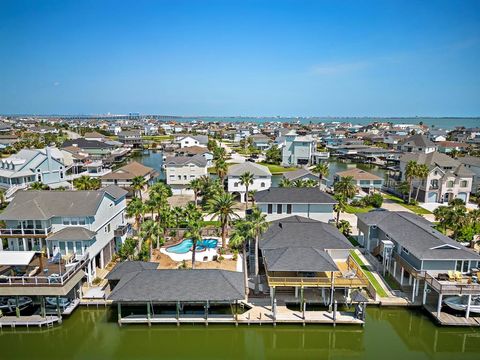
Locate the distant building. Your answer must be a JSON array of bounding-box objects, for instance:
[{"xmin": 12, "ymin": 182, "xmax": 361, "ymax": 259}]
[
  {"xmin": 397, "ymin": 134, "xmax": 437, "ymax": 154},
  {"xmin": 334, "ymin": 168, "xmax": 384, "ymax": 193},
  {"xmin": 118, "ymin": 131, "xmax": 143, "ymax": 148},
  {"xmin": 280, "ymin": 130, "xmax": 316, "ymax": 166},
  {"xmin": 101, "ymin": 161, "xmax": 158, "ymax": 194},
  {"xmin": 164, "ymin": 154, "xmax": 208, "ymax": 194},
  {"xmin": 227, "ymin": 162, "xmax": 272, "ymax": 202}
]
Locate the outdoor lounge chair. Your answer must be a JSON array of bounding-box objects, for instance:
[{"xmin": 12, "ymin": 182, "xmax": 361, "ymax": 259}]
[
  {"xmin": 455, "ymin": 271, "xmax": 463, "ymax": 281},
  {"xmin": 48, "ymin": 252, "xmax": 61, "ymax": 264},
  {"xmin": 447, "ymin": 271, "xmax": 455, "ymax": 281}
]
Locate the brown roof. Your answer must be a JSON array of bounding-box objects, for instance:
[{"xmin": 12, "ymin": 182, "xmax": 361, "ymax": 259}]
[
  {"xmin": 101, "ymin": 161, "xmax": 155, "ymax": 180},
  {"xmin": 84, "ymin": 131, "xmax": 104, "ymax": 138},
  {"xmin": 177, "ymin": 146, "xmax": 210, "ymax": 155},
  {"xmin": 335, "ymin": 168, "xmax": 382, "ymax": 181}
]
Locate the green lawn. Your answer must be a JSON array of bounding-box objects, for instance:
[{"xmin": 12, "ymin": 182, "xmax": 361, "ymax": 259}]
[
  {"xmin": 345, "ymin": 205, "xmax": 374, "ymax": 214},
  {"xmin": 258, "ymin": 162, "xmax": 297, "ymax": 175},
  {"xmin": 350, "ymin": 250, "xmax": 388, "ymax": 298},
  {"xmin": 202, "ymin": 220, "xmax": 221, "ymax": 227},
  {"xmin": 382, "ymin": 193, "xmax": 432, "ymax": 215},
  {"xmin": 142, "ymin": 135, "xmax": 173, "ymax": 141}
]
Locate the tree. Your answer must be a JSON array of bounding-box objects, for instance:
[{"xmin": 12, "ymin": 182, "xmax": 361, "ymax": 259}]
[
  {"xmin": 312, "ymin": 162, "xmax": 329, "ymax": 190},
  {"xmin": 414, "ymin": 164, "xmax": 429, "ymax": 202},
  {"xmin": 334, "ymin": 176, "xmax": 357, "ymax": 200},
  {"xmin": 126, "ymin": 198, "xmax": 145, "ymax": 232},
  {"xmin": 265, "ymin": 145, "xmax": 282, "ymax": 165},
  {"xmin": 184, "ymin": 207, "xmax": 203, "ymax": 269},
  {"xmin": 334, "ymin": 194, "xmax": 347, "ymax": 226},
  {"xmin": 140, "ymin": 219, "xmax": 163, "ymax": 257},
  {"xmin": 405, "ymin": 160, "xmax": 418, "ymax": 203},
  {"xmin": 278, "ymin": 178, "xmax": 292, "ymax": 188},
  {"xmin": 248, "ymin": 207, "xmax": 269, "ymax": 293},
  {"xmin": 0, "ymin": 189, "xmax": 4, "ymax": 207},
  {"xmin": 229, "ymin": 219, "xmax": 252, "ymax": 297},
  {"xmin": 337, "ymin": 219, "xmax": 352, "ymax": 237},
  {"xmin": 207, "ymin": 192, "xmax": 239, "ymax": 249},
  {"xmin": 188, "ymin": 178, "xmax": 203, "ymax": 207},
  {"xmin": 131, "ymin": 176, "xmax": 147, "ymax": 199},
  {"xmin": 239, "ymin": 171, "xmax": 254, "ymax": 209},
  {"xmin": 73, "ymin": 175, "xmax": 101, "ymax": 190},
  {"xmin": 215, "ymin": 159, "xmax": 228, "ymax": 183},
  {"xmin": 29, "ymin": 182, "xmax": 49, "ymax": 190},
  {"xmin": 118, "ymin": 237, "xmax": 137, "ymax": 261}
]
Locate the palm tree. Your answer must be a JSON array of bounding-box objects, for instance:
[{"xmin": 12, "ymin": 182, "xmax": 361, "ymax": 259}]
[
  {"xmin": 215, "ymin": 159, "xmax": 228, "ymax": 184},
  {"xmin": 248, "ymin": 207, "xmax": 269, "ymax": 293},
  {"xmin": 229, "ymin": 219, "xmax": 252, "ymax": 297},
  {"xmin": 405, "ymin": 160, "xmax": 418, "ymax": 203},
  {"xmin": 334, "ymin": 176, "xmax": 357, "ymax": 200},
  {"xmin": 278, "ymin": 178, "xmax": 292, "ymax": 188},
  {"xmin": 293, "ymin": 179, "xmax": 306, "ymax": 187},
  {"xmin": 184, "ymin": 208, "xmax": 203, "ymax": 269},
  {"xmin": 414, "ymin": 164, "xmax": 429, "ymax": 202},
  {"xmin": 126, "ymin": 197, "xmax": 145, "ymax": 232},
  {"xmin": 172, "ymin": 206, "xmax": 185, "ymax": 230},
  {"xmin": 73, "ymin": 175, "xmax": 101, "ymax": 190},
  {"xmin": 433, "ymin": 206, "xmax": 450, "ymax": 233},
  {"xmin": 0, "ymin": 189, "xmax": 4, "ymax": 207},
  {"xmin": 312, "ymin": 162, "xmax": 329, "ymax": 190},
  {"xmin": 140, "ymin": 219, "xmax": 163, "ymax": 258},
  {"xmin": 334, "ymin": 194, "xmax": 347, "ymax": 226},
  {"xmin": 239, "ymin": 171, "xmax": 254, "ymax": 209},
  {"xmin": 188, "ymin": 178, "xmax": 203, "ymax": 207},
  {"xmin": 131, "ymin": 176, "xmax": 147, "ymax": 199},
  {"xmin": 337, "ymin": 219, "xmax": 352, "ymax": 236},
  {"xmin": 29, "ymin": 182, "xmax": 48, "ymax": 190},
  {"xmin": 207, "ymin": 192, "xmax": 239, "ymax": 249}
]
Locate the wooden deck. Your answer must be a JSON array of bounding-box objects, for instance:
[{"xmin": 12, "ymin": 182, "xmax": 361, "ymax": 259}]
[
  {"xmin": 424, "ymin": 304, "xmax": 480, "ymax": 327},
  {"xmin": 0, "ymin": 314, "xmax": 60, "ymax": 328}
]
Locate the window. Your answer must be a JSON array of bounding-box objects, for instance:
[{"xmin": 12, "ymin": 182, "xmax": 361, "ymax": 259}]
[
  {"xmin": 456, "ymin": 261, "xmax": 462, "ymax": 272},
  {"xmin": 107, "ymin": 223, "xmax": 111, "ymax": 233},
  {"xmin": 234, "ymin": 182, "xmax": 238, "ymax": 187},
  {"xmin": 267, "ymin": 204, "xmax": 273, "ymax": 214},
  {"xmin": 286, "ymin": 204, "xmax": 292, "ymax": 214},
  {"xmin": 79, "ymin": 218, "xmax": 86, "ymax": 225},
  {"xmin": 460, "ymin": 180, "xmax": 468, "ymax": 187},
  {"xmin": 447, "ymin": 180, "xmax": 454, "ymax": 187},
  {"xmin": 402, "ymin": 247, "xmax": 409, "ymax": 255},
  {"xmin": 463, "ymin": 260, "xmax": 469, "ymax": 273},
  {"xmin": 277, "ymin": 204, "xmax": 282, "ymax": 214},
  {"xmin": 261, "ymin": 182, "xmax": 265, "ymax": 188},
  {"xmin": 63, "ymin": 218, "xmax": 70, "ymax": 225},
  {"xmin": 70, "ymin": 218, "xmax": 78, "ymax": 225}
]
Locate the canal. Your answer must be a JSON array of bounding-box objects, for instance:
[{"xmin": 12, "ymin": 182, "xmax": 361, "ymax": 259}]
[{"xmin": 0, "ymin": 307, "xmax": 479, "ymax": 359}]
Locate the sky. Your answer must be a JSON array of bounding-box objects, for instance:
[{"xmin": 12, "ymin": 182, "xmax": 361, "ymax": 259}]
[{"xmin": 0, "ymin": 0, "xmax": 479, "ymax": 117}]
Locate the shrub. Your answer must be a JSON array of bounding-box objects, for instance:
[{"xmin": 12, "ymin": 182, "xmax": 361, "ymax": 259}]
[{"xmin": 365, "ymin": 193, "xmax": 383, "ymax": 208}]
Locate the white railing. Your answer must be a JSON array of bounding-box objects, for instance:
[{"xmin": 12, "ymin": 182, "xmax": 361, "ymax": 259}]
[{"xmin": 5, "ymin": 183, "xmax": 28, "ymax": 199}]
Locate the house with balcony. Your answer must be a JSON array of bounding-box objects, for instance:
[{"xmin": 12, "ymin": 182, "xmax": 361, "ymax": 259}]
[
  {"xmin": 357, "ymin": 211, "xmax": 480, "ymax": 320},
  {"xmin": 334, "ymin": 168, "xmax": 384, "ymax": 194},
  {"xmin": 260, "ymin": 216, "xmax": 369, "ymax": 307},
  {"xmin": 251, "ymin": 134, "xmax": 272, "ymax": 150},
  {"xmin": 101, "ymin": 161, "xmax": 158, "ymax": 195},
  {"xmin": 254, "ymin": 188, "xmax": 336, "ymax": 223},
  {"xmin": 118, "ymin": 130, "xmax": 143, "ymax": 148},
  {"xmin": 280, "ymin": 130, "xmax": 316, "ymax": 166},
  {"xmin": 398, "ymin": 152, "xmax": 473, "ymax": 203},
  {"xmin": 458, "ymin": 156, "xmax": 480, "ymax": 194},
  {"xmin": 175, "ymin": 135, "xmax": 208, "ymax": 148},
  {"xmin": 227, "ymin": 162, "xmax": 271, "ymax": 202},
  {"xmin": 164, "ymin": 154, "xmax": 208, "ymax": 194},
  {"xmin": 0, "ymin": 185, "xmax": 128, "ymax": 283},
  {"xmin": 397, "ymin": 134, "xmax": 437, "ymax": 154}
]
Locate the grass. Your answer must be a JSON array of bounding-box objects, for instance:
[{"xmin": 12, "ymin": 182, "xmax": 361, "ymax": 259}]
[
  {"xmin": 258, "ymin": 162, "xmax": 297, "ymax": 175},
  {"xmin": 384, "ymin": 273, "xmax": 402, "ymax": 291},
  {"xmin": 202, "ymin": 220, "xmax": 221, "ymax": 227},
  {"xmin": 350, "ymin": 250, "xmax": 388, "ymax": 298},
  {"xmin": 142, "ymin": 135, "xmax": 173, "ymax": 141},
  {"xmin": 345, "ymin": 205, "xmax": 374, "ymax": 214},
  {"xmin": 382, "ymin": 193, "xmax": 432, "ymax": 215}
]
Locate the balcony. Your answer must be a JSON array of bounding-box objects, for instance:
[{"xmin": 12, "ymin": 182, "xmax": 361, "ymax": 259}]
[
  {"xmin": 114, "ymin": 224, "xmax": 131, "ymax": 237},
  {"xmin": 425, "ymin": 273, "xmax": 480, "ymax": 295},
  {"xmin": 0, "ymin": 226, "xmax": 53, "ymax": 238}
]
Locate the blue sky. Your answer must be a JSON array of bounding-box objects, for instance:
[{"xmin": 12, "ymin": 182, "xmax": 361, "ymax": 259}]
[{"xmin": 0, "ymin": 0, "xmax": 479, "ymax": 116}]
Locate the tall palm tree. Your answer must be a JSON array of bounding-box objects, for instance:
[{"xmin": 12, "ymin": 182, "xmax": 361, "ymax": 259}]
[
  {"xmin": 414, "ymin": 164, "xmax": 429, "ymax": 202},
  {"xmin": 334, "ymin": 176, "xmax": 357, "ymax": 200},
  {"xmin": 337, "ymin": 219, "xmax": 352, "ymax": 236},
  {"xmin": 140, "ymin": 219, "xmax": 162, "ymax": 257},
  {"xmin": 248, "ymin": 207, "xmax": 269, "ymax": 293},
  {"xmin": 188, "ymin": 178, "xmax": 203, "ymax": 207},
  {"xmin": 73, "ymin": 175, "xmax": 100, "ymax": 190},
  {"xmin": 215, "ymin": 159, "xmax": 228, "ymax": 184},
  {"xmin": 433, "ymin": 206, "xmax": 450, "ymax": 233},
  {"xmin": 184, "ymin": 208, "xmax": 203, "ymax": 269},
  {"xmin": 405, "ymin": 160, "xmax": 418, "ymax": 203},
  {"xmin": 131, "ymin": 176, "xmax": 147, "ymax": 199},
  {"xmin": 126, "ymin": 197, "xmax": 145, "ymax": 232},
  {"xmin": 207, "ymin": 192, "xmax": 239, "ymax": 249},
  {"xmin": 278, "ymin": 178, "xmax": 292, "ymax": 188},
  {"xmin": 29, "ymin": 182, "xmax": 48, "ymax": 190},
  {"xmin": 239, "ymin": 171, "xmax": 254, "ymax": 209},
  {"xmin": 229, "ymin": 219, "xmax": 252, "ymax": 297},
  {"xmin": 334, "ymin": 194, "xmax": 347, "ymax": 226},
  {"xmin": 312, "ymin": 162, "xmax": 329, "ymax": 190},
  {"xmin": 172, "ymin": 206, "xmax": 185, "ymax": 229}
]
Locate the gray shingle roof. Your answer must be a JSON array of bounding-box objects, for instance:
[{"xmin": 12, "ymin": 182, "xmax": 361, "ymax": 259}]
[
  {"xmin": 254, "ymin": 188, "xmax": 337, "ymax": 204},
  {"xmin": 106, "ymin": 261, "xmax": 159, "ymax": 281},
  {"xmin": 357, "ymin": 211, "xmax": 480, "ymax": 261},
  {"xmin": 400, "ymin": 152, "xmax": 474, "ymax": 177},
  {"xmin": 227, "ymin": 162, "xmax": 271, "ymax": 177},
  {"xmin": 0, "ymin": 186, "xmax": 127, "ymax": 221},
  {"xmin": 47, "ymin": 227, "xmax": 96, "ymax": 241},
  {"xmin": 164, "ymin": 154, "xmax": 207, "ymax": 167},
  {"xmin": 283, "ymin": 169, "xmax": 317, "ymax": 181},
  {"xmin": 399, "ymin": 134, "xmax": 435, "ymax": 148},
  {"xmin": 108, "ymin": 269, "xmax": 244, "ymax": 302},
  {"xmin": 263, "ymin": 247, "xmax": 339, "ymax": 272}
]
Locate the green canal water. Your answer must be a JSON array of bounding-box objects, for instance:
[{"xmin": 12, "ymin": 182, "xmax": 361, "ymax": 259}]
[{"xmin": 1, "ymin": 307, "xmax": 479, "ymax": 360}]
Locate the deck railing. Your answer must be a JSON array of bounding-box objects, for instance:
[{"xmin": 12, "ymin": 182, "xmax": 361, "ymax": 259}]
[
  {"xmin": 0, "ymin": 253, "xmax": 88, "ymax": 287},
  {"xmin": 425, "ymin": 273, "xmax": 480, "ymax": 295},
  {"xmin": 0, "ymin": 226, "xmax": 53, "ymax": 237}
]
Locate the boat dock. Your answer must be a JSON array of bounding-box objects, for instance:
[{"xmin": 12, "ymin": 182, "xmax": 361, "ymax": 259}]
[
  {"xmin": 0, "ymin": 315, "xmax": 60, "ymax": 328},
  {"xmin": 424, "ymin": 305, "xmax": 480, "ymax": 327}
]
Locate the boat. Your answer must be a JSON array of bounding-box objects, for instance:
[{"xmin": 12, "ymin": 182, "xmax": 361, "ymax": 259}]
[
  {"xmin": 45, "ymin": 297, "xmax": 71, "ymax": 309},
  {"xmin": 443, "ymin": 296, "xmax": 480, "ymax": 313},
  {"xmin": 0, "ymin": 297, "xmax": 33, "ymax": 313}
]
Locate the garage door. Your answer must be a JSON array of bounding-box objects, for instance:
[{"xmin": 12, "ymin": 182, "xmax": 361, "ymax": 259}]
[
  {"xmin": 427, "ymin": 192, "xmax": 438, "ymax": 203},
  {"xmin": 457, "ymin": 192, "xmax": 467, "ymax": 202}
]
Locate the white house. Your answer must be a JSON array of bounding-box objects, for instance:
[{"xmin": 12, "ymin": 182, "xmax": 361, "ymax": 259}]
[
  {"xmin": 397, "ymin": 134, "xmax": 437, "ymax": 154},
  {"xmin": 0, "ymin": 185, "xmax": 129, "ymax": 282},
  {"xmin": 227, "ymin": 162, "xmax": 272, "ymax": 202},
  {"xmin": 175, "ymin": 135, "xmax": 208, "ymax": 148},
  {"xmin": 164, "ymin": 154, "xmax": 208, "ymax": 194},
  {"xmin": 280, "ymin": 130, "xmax": 316, "ymax": 166},
  {"xmin": 254, "ymin": 188, "xmax": 337, "ymax": 223}
]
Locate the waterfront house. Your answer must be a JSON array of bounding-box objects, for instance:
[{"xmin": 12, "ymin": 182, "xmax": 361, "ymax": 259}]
[
  {"xmin": 101, "ymin": 161, "xmax": 158, "ymax": 194},
  {"xmin": 254, "ymin": 188, "xmax": 336, "ymax": 223},
  {"xmin": 437, "ymin": 141, "xmax": 468, "ymax": 154},
  {"xmin": 397, "ymin": 134, "xmax": 437, "ymax": 154},
  {"xmin": 398, "ymin": 152, "xmax": 473, "ymax": 203},
  {"xmin": 260, "ymin": 216, "xmax": 369, "ymax": 306},
  {"xmin": 0, "ymin": 147, "xmax": 69, "ymax": 196},
  {"xmin": 164, "ymin": 154, "xmax": 208, "ymax": 194},
  {"xmin": 0, "ymin": 134, "xmax": 19, "ymax": 149},
  {"xmin": 176, "ymin": 146, "xmax": 214, "ymax": 167},
  {"xmin": 62, "ymin": 138, "xmax": 116, "ymax": 159},
  {"xmin": 282, "ymin": 168, "xmax": 318, "ymax": 183},
  {"xmin": 251, "ymin": 134, "xmax": 272, "ymax": 150},
  {"xmin": 175, "ymin": 135, "xmax": 208, "ymax": 148},
  {"xmin": 334, "ymin": 168, "xmax": 384, "ymax": 194},
  {"xmin": 0, "ymin": 185, "xmax": 128, "ymax": 282},
  {"xmin": 84, "ymin": 131, "xmax": 106, "ymax": 142},
  {"xmin": 357, "ymin": 211, "xmax": 480, "ymax": 307},
  {"xmin": 458, "ymin": 156, "xmax": 480, "ymax": 194},
  {"xmin": 227, "ymin": 162, "xmax": 272, "ymax": 202},
  {"xmin": 280, "ymin": 130, "xmax": 316, "ymax": 166},
  {"xmin": 118, "ymin": 130, "xmax": 143, "ymax": 148}
]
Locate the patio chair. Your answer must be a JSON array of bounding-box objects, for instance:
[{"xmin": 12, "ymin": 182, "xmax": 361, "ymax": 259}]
[
  {"xmin": 48, "ymin": 252, "xmax": 61, "ymax": 264},
  {"xmin": 455, "ymin": 271, "xmax": 463, "ymax": 281},
  {"xmin": 447, "ymin": 271, "xmax": 455, "ymax": 281}
]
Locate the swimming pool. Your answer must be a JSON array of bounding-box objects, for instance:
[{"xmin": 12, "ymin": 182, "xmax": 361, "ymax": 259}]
[{"xmin": 166, "ymin": 238, "xmax": 218, "ymax": 254}]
